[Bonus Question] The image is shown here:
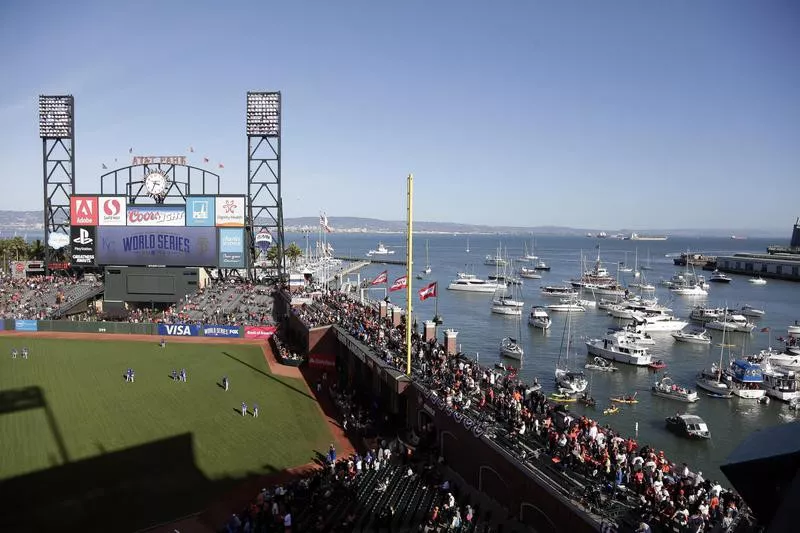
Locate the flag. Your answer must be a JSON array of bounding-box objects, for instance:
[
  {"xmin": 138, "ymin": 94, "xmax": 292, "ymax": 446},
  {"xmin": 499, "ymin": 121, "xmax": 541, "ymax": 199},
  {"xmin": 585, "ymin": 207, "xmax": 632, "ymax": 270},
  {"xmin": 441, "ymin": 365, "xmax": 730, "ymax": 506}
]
[
  {"xmin": 371, "ymin": 271, "xmax": 388, "ymax": 285},
  {"xmin": 189, "ymin": 146, "xmax": 194, "ymax": 152},
  {"xmin": 203, "ymin": 157, "xmax": 209, "ymax": 163},
  {"xmin": 761, "ymin": 327, "xmax": 770, "ymax": 333},
  {"xmin": 129, "ymin": 147, "xmax": 133, "ymax": 153},
  {"xmin": 389, "ymin": 276, "xmax": 407, "ymax": 292},
  {"xmin": 219, "ymin": 163, "xmax": 224, "ymax": 168},
  {"xmin": 319, "ymin": 212, "xmax": 333, "ymax": 233},
  {"xmin": 419, "ymin": 281, "xmax": 438, "ymax": 301},
  {"xmin": 101, "ymin": 163, "xmax": 107, "ymax": 169}
]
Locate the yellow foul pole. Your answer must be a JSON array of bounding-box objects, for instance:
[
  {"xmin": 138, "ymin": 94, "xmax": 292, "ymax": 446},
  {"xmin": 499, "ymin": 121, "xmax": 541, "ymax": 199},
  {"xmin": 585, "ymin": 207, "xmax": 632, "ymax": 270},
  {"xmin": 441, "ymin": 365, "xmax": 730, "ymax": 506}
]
[{"xmin": 405, "ymin": 173, "xmax": 414, "ymax": 375}]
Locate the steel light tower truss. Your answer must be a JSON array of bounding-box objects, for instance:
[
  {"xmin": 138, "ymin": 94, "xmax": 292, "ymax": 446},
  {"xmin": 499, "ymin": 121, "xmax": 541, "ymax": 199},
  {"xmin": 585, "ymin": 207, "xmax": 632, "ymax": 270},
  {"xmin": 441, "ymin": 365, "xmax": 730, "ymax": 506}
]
[
  {"xmin": 39, "ymin": 95, "xmax": 75, "ymax": 274},
  {"xmin": 246, "ymin": 91, "xmax": 285, "ymax": 282}
]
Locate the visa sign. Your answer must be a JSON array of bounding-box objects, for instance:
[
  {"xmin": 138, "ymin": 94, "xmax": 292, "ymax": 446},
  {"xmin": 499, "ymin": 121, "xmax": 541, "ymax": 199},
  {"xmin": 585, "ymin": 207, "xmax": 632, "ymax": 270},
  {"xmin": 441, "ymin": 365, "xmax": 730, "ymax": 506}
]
[{"xmin": 157, "ymin": 324, "xmax": 200, "ymax": 336}]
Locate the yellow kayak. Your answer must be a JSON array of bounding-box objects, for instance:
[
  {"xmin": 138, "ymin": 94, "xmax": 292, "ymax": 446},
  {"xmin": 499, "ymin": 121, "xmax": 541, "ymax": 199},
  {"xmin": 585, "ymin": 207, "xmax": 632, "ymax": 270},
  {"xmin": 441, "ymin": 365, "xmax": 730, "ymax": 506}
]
[
  {"xmin": 603, "ymin": 406, "xmax": 619, "ymax": 415},
  {"xmin": 610, "ymin": 397, "xmax": 639, "ymax": 404},
  {"xmin": 550, "ymin": 394, "xmax": 577, "ymax": 403}
]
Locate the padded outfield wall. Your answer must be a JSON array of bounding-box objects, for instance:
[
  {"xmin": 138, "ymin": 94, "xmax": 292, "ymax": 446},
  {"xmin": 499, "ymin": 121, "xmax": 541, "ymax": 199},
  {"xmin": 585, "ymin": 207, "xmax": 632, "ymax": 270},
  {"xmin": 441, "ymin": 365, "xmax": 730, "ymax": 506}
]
[{"xmin": 2, "ymin": 319, "xmax": 276, "ymax": 339}]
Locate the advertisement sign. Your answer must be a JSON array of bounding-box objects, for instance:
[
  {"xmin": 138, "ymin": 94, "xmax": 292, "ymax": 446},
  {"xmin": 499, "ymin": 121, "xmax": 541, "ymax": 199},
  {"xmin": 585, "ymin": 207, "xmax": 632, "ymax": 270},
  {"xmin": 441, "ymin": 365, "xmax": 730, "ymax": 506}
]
[
  {"xmin": 96, "ymin": 227, "xmax": 217, "ymax": 267},
  {"xmin": 98, "ymin": 196, "xmax": 127, "ymax": 226},
  {"xmin": 157, "ymin": 323, "xmax": 201, "ymax": 336},
  {"xmin": 215, "ymin": 196, "xmax": 246, "ymax": 227},
  {"xmin": 70, "ymin": 225, "xmax": 96, "ymax": 265},
  {"xmin": 127, "ymin": 205, "xmax": 186, "ymax": 226},
  {"xmin": 203, "ymin": 325, "xmax": 240, "ymax": 338},
  {"xmin": 243, "ymin": 325, "xmax": 277, "ymax": 339},
  {"xmin": 186, "ymin": 197, "xmax": 215, "ymax": 227},
  {"xmin": 15, "ymin": 319, "xmax": 38, "ymax": 332},
  {"xmin": 70, "ymin": 196, "xmax": 98, "ymax": 225},
  {"xmin": 219, "ymin": 228, "xmax": 246, "ymax": 268},
  {"xmin": 48, "ymin": 231, "xmax": 70, "ymax": 249},
  {"xmin": 309, "ymin": 353, "xmax": 336, "ymax": 369},
  {"xmin": 10, "ymin": 261, "xmax": 26, "ymax": 279}
]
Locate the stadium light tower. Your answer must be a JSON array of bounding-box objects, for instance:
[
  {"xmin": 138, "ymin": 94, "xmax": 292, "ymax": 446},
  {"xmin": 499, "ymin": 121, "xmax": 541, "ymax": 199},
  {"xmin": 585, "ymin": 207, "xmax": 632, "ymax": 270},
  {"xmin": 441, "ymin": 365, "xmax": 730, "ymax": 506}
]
[
  {"xmin": 39, "ymin": 95, "xmax": 75, "ymax": 275},
  {"xmin": 246, "ymin": 91, "xmax": 285, "ymax": 283}
]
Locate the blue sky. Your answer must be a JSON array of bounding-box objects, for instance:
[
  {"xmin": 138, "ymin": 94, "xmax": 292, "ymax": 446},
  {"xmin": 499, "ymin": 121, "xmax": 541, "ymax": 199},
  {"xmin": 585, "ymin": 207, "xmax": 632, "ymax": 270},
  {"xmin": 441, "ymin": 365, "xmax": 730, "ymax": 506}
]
[{"xmin": 0, "ymin": 0, "xmax": 798, "ymax": 230}]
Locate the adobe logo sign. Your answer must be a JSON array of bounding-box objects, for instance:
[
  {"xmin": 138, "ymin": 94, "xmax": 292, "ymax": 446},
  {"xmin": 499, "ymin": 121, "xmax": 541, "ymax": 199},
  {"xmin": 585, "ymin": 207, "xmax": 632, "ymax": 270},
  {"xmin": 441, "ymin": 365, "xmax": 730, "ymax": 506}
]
[
  {"xmin": 70, "ymin": 196, "xmax": 99, "ymax": 226},
  {"xmin": 98, "ymin": 196, "xmax": 127, "ymax": 226}
]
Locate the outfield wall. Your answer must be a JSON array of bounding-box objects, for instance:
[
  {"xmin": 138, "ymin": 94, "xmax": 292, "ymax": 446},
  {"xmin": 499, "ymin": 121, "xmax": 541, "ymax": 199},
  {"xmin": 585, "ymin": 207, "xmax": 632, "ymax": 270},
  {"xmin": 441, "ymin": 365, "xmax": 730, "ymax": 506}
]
[{"xmin": 1, "ymin": 319, "xmax": 276, "ymax": 339}]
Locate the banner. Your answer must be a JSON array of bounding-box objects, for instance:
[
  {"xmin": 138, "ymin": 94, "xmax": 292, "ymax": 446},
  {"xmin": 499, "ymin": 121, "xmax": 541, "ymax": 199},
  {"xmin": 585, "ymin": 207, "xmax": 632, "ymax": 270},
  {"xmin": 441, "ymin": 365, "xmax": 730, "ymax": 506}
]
[
  {"xmin": 127, "ymin": 205, "xmax": 186, "ymax": 226},
  {"xmin": 309, "ymin": 353, "xmax": 336, "ymax": 369},
  {"xmin": 70, "ymin": 226, "xmax": 97, "ymax": 266},
  {"xmin": 157, "ymin": 323, "xmax": 201, "ymax": 336},
  {"xmin": 96, "ymin": 227, "xmax": 217, "ymax": 267},
  {"xmin": 70, "ymin": 196, "xmax": 98, "ymax": 225},
  {"xmin": 203, "ymin": 325, "xmax": 240, "ymax": 337},
  {"xmin": 15, "ymin": 319, "xmax": 38, "ymax": 332},
  {"xmin": 215, "ymin": 196, "xmax": 246, "ymax": 227},
  {"xmin": 219, "ymin": 228, "xmax": 246, "ymax": 268},
  {"xmin": 10, "ymin": 261, "xmax": 26, "ymax": 279},
  {"xmin": 98, "ymin": 197, "xmax": 127, "ymax": 226},
  {"xmin": 186, "ymin": 196, "xmax": 215, "ymax": 227},
  {"xmin": 244, "ymin": 325, "xmax": 277, "ymax": 339}
]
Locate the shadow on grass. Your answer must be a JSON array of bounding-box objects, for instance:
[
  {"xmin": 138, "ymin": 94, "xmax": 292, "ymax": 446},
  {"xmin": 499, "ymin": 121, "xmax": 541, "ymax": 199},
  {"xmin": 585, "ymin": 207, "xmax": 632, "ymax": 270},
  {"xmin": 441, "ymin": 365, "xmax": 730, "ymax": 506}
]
[{"xmin": 221, "ymin": 351, "xmax": 314, "ymax": 401}]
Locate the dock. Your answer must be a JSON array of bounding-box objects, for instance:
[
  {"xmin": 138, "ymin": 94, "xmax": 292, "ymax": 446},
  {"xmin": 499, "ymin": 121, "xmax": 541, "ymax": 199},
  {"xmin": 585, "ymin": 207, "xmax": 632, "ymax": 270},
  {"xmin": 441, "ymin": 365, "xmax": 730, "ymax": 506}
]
[
  {"xmin": 324, "ymin": 260, "xmax": 371, "ymax": 283},
  {"xmin": 334, "ymin": 256, "xmax": 407, "ymax": 266}
]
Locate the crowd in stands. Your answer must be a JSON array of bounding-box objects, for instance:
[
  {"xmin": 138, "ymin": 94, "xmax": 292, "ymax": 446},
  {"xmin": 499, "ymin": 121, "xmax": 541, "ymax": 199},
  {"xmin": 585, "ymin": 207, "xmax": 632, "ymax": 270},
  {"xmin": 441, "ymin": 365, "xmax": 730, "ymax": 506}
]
[
  {"xmin": 271, "ymin": 330, "xmax": 304, "ymax": 365},
  {"xmin": 0, "ymin": 275, "xmax": 102, "ymax": 319},
  {"xmin": 279, "ymin": 289, "xmax": 751, "ymax": 532}
]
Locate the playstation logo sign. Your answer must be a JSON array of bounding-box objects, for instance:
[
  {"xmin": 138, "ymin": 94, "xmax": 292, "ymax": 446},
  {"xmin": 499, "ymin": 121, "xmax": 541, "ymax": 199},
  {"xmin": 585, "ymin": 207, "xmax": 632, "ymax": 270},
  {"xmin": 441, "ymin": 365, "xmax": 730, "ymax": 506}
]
[{"xmin": 73, "ymin": 228, "xmax": 93, "ymax": 245}]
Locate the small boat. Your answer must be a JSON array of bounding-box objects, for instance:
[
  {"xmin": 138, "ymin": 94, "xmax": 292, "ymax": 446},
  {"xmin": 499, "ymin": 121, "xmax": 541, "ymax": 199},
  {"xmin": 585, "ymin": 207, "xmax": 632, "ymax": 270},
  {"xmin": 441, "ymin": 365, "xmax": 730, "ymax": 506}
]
[
  {"xmin": 649, "ymin": 360, "xmax": 667, "ymax": 370},
  {"xmin": 519, "ymin": 267, "xmax": 542, "ymax": 279},
  {"xmin": 748, "ymin": 276, "xmax": 767, "ymax": 285},
  {"xmin": 534, "ymin": 260, "xmax": 551, "ymax": 271},
  {"xmin": 671, "ymin": 328, "xmax": 712, "ymax": 345},
  {"xmin": 500, "ymin": 336, "xmax": 524, "ymax": 360},
  {"xmin": 665, "ymin": 413, "xmax": 711, "ymax": 439},
  {"xmin": 577, "ymin": 393, "xmax": 596, "ymax": 407},
  {"xmin": 528, "ymin": 306, "xmax": 552, "ymax": 330},
  {"xmin": 546, "ymin": 300, "xmax": 586, "ymax": 312},
  {"xmin": 603, "ymin": 406, "xmax": 619, "ymax": 415},
  {"xmin": 788, "ymin": 321, "xmax": 800, "ymax": 336},
  {"xmin": 366, "ymin": 242, "xmax": 395, "ymax": 256},
  {"xmin": 651, "ymin": 376, "xmax": 699, "ymax": 403},
  {"xmin": 585, "ymin": 357, "xmax": 618, "ymax": 372},
  {"xmin": 709, "ymin": 270, "xmax": 732, "ymax": 283},
  {"xmin": 738, "ymin": 304, "xmax": 765, "ymax": 318},
  {"xmin": 549, "ymin": 393, "xmax": 577, "ymax": 403},
  {"xmin": 610, "ymin": 394, "xmax": 639, "ymax": 404}
]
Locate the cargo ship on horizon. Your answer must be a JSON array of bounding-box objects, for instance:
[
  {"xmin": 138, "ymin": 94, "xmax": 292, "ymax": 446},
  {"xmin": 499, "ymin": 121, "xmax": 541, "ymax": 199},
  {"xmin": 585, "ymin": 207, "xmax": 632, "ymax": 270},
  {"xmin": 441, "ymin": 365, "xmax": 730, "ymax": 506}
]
[{"xmin": 626, "ymin": 232, "xmax": 668, "ymax": 241}]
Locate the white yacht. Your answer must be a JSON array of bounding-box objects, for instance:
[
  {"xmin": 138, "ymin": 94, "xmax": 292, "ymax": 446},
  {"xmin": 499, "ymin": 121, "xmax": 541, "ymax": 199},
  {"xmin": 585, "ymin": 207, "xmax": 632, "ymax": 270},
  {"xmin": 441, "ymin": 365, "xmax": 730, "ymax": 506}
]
[
  {"xmin": 528, "ymin": 306, "xmax": 552, "ymax": 330},
  {"xmin": 672, "ymin": 329, "xmax": 712, "ymax": 345},
  {"xmin": 762, "ymin": 349, "xmax": 800, "ymax": 373},
  {"xmin": 709, "ymin": 270, "xmax": 732, "ymax": 283},
  {"xmin": 762, "ymin": 370, "xmax": 799, "ymax": 402},
  {"xmin": 500, "ymin": 337, "xmax": 523, "ymax": 359},
  {"xmin": 447, "ymin": 273, "xmax": 505, "ymax": 293},
  {"xmin": 748, "ymin": 276, "xmax": 767, "ymax": 285},
  {"xmin": 651, "ymin": 376, "xmax": 699, "ymax": 403},
  {"xmin": 706, "ymin": 314, "xmax": 756, "ymax": 333},
  {"xmin": 366, "ymin": 242, "xmax": 394, "ymax": 256},
  {"xmin": 546, "ymin": 299, "xmax": 586, "ymax": 313},
  {"xmin": 586, "ymin": 331, "xmax": 653, "ymax": 366},
  {"xmin": 671, "ymin": 284, "xmax": 709, "ymax": 296},
  {"xmin": 726, "ymin": 360, "xmax": 766, "ymax": 400},
  {"xmin": 689, "ymin": 305, "xmax": 726, "ymax": 324},
  {"xmin": 541, "ymin": 285, "xmax": 578, "ymax": 298},
  {"xmin": 738, "ymin": 304, "xmax": 765, "ymax": 318},
  {"xmin": 519, "ymin": 267, "xmax": 542, "ymax": 279},
  {"xmin": 630, "ymin": 313, "xmax": 689, "ymax": 332},
  {"xmin": 484, "ymin": 250, "xmax": 507, "ymax": 267}
]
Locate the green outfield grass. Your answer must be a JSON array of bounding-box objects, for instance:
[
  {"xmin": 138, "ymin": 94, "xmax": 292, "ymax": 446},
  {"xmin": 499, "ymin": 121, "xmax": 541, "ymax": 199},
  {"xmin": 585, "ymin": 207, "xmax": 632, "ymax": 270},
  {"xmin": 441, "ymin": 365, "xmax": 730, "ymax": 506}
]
[{"xmin": 0, "ymin": 336, "xmax": 332, "ymax": 530}]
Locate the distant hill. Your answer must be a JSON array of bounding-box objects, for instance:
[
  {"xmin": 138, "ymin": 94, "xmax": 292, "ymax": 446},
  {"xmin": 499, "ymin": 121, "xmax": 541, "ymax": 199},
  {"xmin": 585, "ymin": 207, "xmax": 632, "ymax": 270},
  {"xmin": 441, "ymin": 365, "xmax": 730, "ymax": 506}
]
[{"xmin": 0, "ymin": 210, "xmax": 788, "ymax": 239}]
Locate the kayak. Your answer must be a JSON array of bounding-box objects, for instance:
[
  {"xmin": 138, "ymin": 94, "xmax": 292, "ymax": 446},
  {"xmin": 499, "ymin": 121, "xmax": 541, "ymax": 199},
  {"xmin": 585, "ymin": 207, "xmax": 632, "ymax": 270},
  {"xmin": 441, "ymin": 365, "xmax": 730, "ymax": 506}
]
[
  {"xmin": 603, "ymin": 406, "xmax": 619, "ymax": 415},
  {"xmin": 611, "ymin": 397, "xmax": 639, "ymax": 404},
  {"xmin": 549, "ymin": 394, "xmax": 577, "ymax": 403}
]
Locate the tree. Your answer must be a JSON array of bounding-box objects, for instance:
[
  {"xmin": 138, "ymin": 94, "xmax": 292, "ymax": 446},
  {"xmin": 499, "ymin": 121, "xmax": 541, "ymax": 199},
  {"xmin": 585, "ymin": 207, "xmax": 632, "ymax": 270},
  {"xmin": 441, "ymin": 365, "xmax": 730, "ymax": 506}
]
[
  {"xmin": 28, "ymin": 240, "xmax": 45, "ymax": 260},
  {"xmin": 265, "ymin": 244, "xmax": 280, "ymax": 265},
  {"xmin": 285, "ymin": 242, "xmax": 303, "ymax": 266}
]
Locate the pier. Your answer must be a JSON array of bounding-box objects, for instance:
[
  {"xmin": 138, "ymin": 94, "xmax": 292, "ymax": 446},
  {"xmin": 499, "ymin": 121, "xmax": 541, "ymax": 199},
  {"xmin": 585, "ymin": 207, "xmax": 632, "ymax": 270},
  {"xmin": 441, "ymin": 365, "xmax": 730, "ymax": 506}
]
[{"xmin": 333, "ymin": 255, "xmax": 407, "ymax": 266}]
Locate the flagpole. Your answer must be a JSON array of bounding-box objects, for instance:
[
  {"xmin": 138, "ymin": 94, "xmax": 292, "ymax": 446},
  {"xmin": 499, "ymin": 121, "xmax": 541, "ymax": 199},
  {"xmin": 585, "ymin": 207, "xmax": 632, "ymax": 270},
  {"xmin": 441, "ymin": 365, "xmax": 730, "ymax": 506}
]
[{"xmin": 406, "ymin": 173, "xmax": 414, "ymax": 375}]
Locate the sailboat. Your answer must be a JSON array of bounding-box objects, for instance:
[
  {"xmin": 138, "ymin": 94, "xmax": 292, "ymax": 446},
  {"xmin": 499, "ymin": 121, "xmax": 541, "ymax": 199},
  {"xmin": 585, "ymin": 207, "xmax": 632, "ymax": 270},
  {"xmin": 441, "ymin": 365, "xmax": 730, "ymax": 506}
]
[
  {"xmin": 640, "ymin": 249, "xmax": 653, "ymax": 271},
  {"xmin": 521, "ymin": 237, "xmax": 538, "ymax": 262},
  {"xmin": 466, "ymin": 237, "xmax": 470, "ymax": 253},
  {"xmin": 500, "ymin": 309, "xmax": 524, "ymax": 360},
  {"xmin": 618, "ymin": 251, "xmax": 633, "ymax": 273},
  {"xmin": 633, "ymin": 249, "xmax": 641, "ymax": 278},
  {"xmin": 416, "ymin": 240, "xmax": 432, "ymax": 279},
  {"xmin": 491, "ymin": 265, "xmax": 524, "ymax": 316},
  {"xmin": 696, "ymin": 314, "xmax": 734, "ymax": 398},
  {"xmin": 554, "ymin": 309, "xmax": 589, "ymax": 394}
]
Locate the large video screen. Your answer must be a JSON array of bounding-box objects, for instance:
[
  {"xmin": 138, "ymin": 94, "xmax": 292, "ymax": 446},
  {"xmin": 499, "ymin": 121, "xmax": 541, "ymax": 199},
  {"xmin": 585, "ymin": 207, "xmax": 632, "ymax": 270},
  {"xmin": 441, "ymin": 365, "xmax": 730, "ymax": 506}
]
[{"xmin": 96, "ymin": 227, "xmax": 218, "ymax": 266}]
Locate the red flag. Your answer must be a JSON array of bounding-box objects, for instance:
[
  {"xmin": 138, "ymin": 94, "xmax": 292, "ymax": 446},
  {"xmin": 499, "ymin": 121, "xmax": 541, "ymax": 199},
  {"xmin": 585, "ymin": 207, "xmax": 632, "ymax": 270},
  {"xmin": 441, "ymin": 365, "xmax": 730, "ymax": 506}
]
[
  {"xmin": 203, "ymin": 157, "xmax": 209, "ymax": 163},
  {"xmin": 761, "ymin": 327, "xmax": 770, "ymax": 333},
  {"xmin": 389, "ymin": 276, "xmax": 407, "ymax": 292},
  {"xmin": 219, "ymin": 163, "xmax": 224, "ymax": 168},
  {"xmin": 371, "ymin": 271, "xmax": 388, "ymax": 285},
  {"xmin": 418, "ymin": 281, "xmax": 437, "ymax": 301}
]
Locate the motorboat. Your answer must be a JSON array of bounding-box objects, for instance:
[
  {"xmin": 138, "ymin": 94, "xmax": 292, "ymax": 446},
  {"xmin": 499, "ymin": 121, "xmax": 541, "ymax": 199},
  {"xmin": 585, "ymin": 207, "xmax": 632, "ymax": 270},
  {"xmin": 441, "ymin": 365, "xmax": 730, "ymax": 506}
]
[
  {"xmin": 762, "ymin": 350, "xmax": 800, "ymax": 373},
  {"xmin": 489, "ymin": 274, "xmax": 523, "ymax": 286},
  {"xmin": 484, "ymin": 250, "xmax": 507, "ymax": 267},
  {"xmin": 672, "ymin": 328, "xmax": 712, "ymax": 345},
  {"xmin": 726, "ymin": 360, "xmax": 766, "ymax": 400},
  {"xmin": 665, "ymin": 414, "xmax": 711, "ymax": 439},
  {"xmin": 649, "ymin": 360, "xmax": 667, "ymax": 370},
  {"xmin": 706, "ymin": 314, "xmax": 756, "ymax": 333},
  {"xmin": 709, "ymin": 270, "xmax": 732, "ymax": 283},
  {"xmin": 500, "ymin": 337, "xmax": 524, "ymax": 360},
  {"xmin": 616, "ymin": 324, "xmax": 656, "ymax": 346},
  {"xmin": 603, "ymin": 406, "xmax": 619, "ymax": 415},
  {"xmin": 788, "ymin": 321, "xmax": 800, "ymax": 336},
  {"xmin": 555, "ymin": 369, "xmax": 589, "ymax": 394},
  {"xmin": 585, "ymin": 330, "xmax": 652, "ymax": 366},
  {"xmin": 737, "ymin": 304, "xmax": 765, "ymax": 318},
  {"xmin": 491, "ymin": 283, "xmax": 524, "ymax": 315},
  {"xmin": 534, "ymin": 260, "xmax": 551, "ymax": 271},
  {"xmin": 367, "ymin": 242, "xmax": 394, "ymax": 256},
  {"xmin": 447, "ymin": 273, "xmax": 505, "ymax": 293},
  {"xmin": 630, "ymin": 313, "xmax": 689, "ymax": 332},
  {"xmin": 519, "ymin": 267, "xmax": 542, "ymax": 279},
  {"xmin": 671, "ymin": 284, "xmax": 709, "ymax": 296},
  {"xmin": 546, "ymin": 300, "xmax": 586, "ymax": 313},
  {"xmin": 763, "ymin": 370, "xmax": 799, "ymax": 402},
  {"xmin": 748, "ymin": 276, "xmax": 767, "ymax": 285},
  {"xmin": 689, "ymin": 305, "xmax": 726, "ymax": 324},
  {"xmin": 528, "ymin": 306, "xmax": 552, "ymax": 330},
  {"xmin": 651, "ymin": 376, "xmax": 699, "ymax": 403},
  {"xmin": 584, "ymin": 357, "xmax": 618, "ymax": 372},
  {"xmin": 540, "ymin": 285, "xmax": 578, "ymax": 298}
]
